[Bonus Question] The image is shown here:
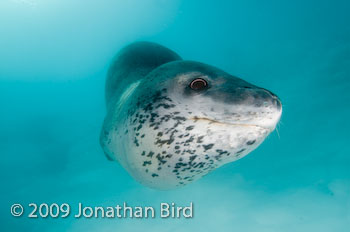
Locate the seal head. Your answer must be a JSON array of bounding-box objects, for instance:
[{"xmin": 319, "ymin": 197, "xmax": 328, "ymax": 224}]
[{"xmin": 100, "ymin": 42, "xmax": 282, "ymax": 190}]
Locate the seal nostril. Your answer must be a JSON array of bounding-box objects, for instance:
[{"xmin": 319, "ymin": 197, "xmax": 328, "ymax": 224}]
[
  {"xmin": 268, "ymin": 91, "xmax": 278, "ymax": 99},
  {"xmin": 275, "ymin": 99, "xmax": 282, "ymax": 110},
  {"xmin": 260, "ymin": 88, "xmax": 279, "ymax": 99}
]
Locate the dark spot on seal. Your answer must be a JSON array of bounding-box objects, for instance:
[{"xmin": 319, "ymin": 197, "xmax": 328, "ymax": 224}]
[
  {"xmin": 246, "ymin": 140, "xmax": 256, "ymax": 145},
  {"xmin": 165, "ymin": 154, "xmax": 172, "ymax": 158},
  {"xmin": 147, "ymin": 151, "xmax": 155, "ymax": 158},
  {"xmin": 197, "ymin": 136, "xmax": 204, "ymax": 143},
  {"xmin": 143, "ymin": 161, "xmax": 152, "ymax": 166},
  {"xmin": 203, "ymin": 144, "xmax": 214, "ymax": 151},
  {"xmin": 134, "ymin": 137, "xmax": 139, "ymax": 146},
  {"xmin": 173, "ymin": 116, "xmax": 187, "ymax": 121},
  {"xmin": 185, "ymin": 136, "xmax": 195, "ymax": 144},
  {"xmin": 155, "ymin": 129, "xmax": 177, "ymax": 146},
  {"xmin": 156, "ymin": 153, "xmax": 167, "ymax": 164},
  {"xmin": 152, "ymin": 173, "xmax": 159, "ymax": 177},
  {"xmin": 186, "ymin": 126, "xmax": 194, "ymax": 131}
]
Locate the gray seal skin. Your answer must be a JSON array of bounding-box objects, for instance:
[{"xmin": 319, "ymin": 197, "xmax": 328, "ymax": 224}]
[{"xmin": 100, "ymin": 42, "xmax": 282, "ymax": 190}]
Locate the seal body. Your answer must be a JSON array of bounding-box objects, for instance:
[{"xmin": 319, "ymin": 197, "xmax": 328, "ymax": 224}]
[{"xmin": 100, "ymin": 42, "xmax": 282, "ymax": 190}]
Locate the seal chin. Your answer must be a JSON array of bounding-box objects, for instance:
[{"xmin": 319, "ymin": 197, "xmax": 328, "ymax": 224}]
[{"xmin": 190, "ymin": 117, "xmax": 274, "ymax": 132}]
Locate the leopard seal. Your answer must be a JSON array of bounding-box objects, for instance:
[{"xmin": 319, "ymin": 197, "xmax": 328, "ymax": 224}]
[{"xmin": 100, "ymin": 41, "xmax": 282, "ymax": 190}]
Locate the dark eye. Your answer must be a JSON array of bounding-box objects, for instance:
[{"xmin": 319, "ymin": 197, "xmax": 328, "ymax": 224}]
[{"xmin": 189, "ymin": 78, "xmax": 208, "ymax": 90}]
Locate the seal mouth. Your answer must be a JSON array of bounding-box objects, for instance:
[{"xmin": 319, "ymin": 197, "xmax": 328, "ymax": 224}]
[{"xmin": 190, "ymin": 117, "xmax": 272, "ymax": 131}]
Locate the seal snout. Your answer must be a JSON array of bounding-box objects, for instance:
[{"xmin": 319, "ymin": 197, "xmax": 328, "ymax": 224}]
[
  {"xmin": 227, "ymin": 86, "xmax": 281, "ymax": 111},
  {"xmin": 244, "ymin": 89, "xmax": 282, "ymax": 132},
  {"xmin": 210, "ymin": 86, "xmax": 282, "ymax": 131},
  {"xmin": 258, "ymin": 88, "xmax": 282, "ymax": 111}
]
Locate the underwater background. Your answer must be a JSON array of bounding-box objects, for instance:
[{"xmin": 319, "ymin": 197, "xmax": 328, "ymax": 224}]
[{"xmin": 1, "ymin": 0, "xmax": 349, "ymax": 231}]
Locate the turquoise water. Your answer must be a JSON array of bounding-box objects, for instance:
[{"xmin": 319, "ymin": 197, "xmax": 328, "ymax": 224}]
[{"xmin": 1, "ymin": 0, "xmax": 349, "ymax": 231}]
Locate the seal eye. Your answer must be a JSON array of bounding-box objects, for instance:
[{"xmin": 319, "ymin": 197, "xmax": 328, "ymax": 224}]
[{"xmin": 189, "ymin": 78, "xmax": 208, "ymax": 90}]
